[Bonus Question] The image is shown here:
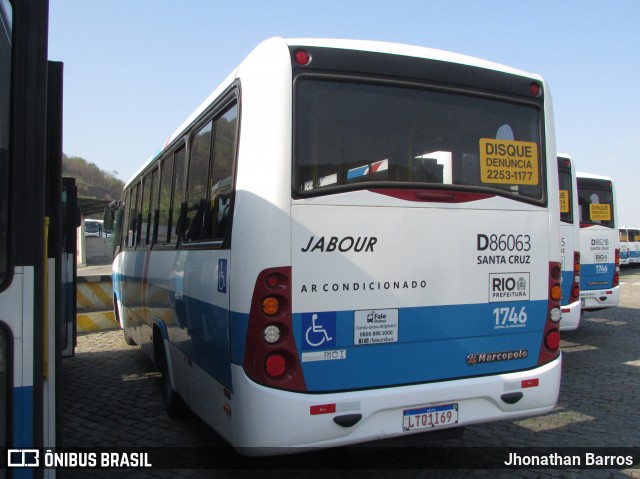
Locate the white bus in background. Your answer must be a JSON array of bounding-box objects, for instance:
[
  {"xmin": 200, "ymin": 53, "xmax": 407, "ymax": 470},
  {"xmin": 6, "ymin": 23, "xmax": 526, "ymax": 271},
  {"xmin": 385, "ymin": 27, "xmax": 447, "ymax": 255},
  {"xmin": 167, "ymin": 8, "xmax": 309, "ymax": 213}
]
[
  {"xmin": 84, "ymin": 218, "xmax": 105, "ymax": 237},
  {"xmin": 108, "ymin": 37, "xmax": 562, "ymax": 454},
  {"xmin": 577, "ymin": 172, "xmax": 620, "ymax": 310},
  {"xmin": 619, "ymin": 227, "xmax": 630, "ymax": 266},
  {"xmin": 557, "ymin": 155, "xmax": 581, "ymax": 330},
  {"xmin": 627, "ymin": 227, "xmax": 640, "ymax": 264}
]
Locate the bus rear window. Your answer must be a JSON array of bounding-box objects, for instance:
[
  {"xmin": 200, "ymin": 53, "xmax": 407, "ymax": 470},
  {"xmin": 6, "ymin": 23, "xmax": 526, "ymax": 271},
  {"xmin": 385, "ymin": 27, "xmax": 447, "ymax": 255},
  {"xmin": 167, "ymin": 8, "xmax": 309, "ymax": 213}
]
[
  {"xmin": 294, "ymin": 78, "xmax": 544, "ymax": 202},
  {"xmin": 578, "ymin": 179, "xmax": 614, "ymax": 228},
  {"xmin": 558, "ymin": 168, "xmax": 573, "ymax": 223}
]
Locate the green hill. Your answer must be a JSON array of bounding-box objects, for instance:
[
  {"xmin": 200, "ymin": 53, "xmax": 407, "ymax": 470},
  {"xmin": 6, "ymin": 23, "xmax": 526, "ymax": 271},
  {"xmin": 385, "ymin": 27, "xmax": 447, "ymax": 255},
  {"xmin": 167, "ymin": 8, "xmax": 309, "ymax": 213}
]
[{"xmin": 62, "ymin": 154, "xmax": 124, "ymax": 202}]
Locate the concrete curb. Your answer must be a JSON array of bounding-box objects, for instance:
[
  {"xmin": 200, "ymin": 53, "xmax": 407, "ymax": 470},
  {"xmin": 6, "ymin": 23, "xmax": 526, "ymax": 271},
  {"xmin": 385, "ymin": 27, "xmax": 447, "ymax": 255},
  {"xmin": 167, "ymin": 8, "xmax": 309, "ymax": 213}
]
[
  {"xmin": 77, "ymin": 311, "xmax": 118, "ymax": 332},
  {"xmin": 77, "ymin": 276, "xmax": 113, "ymax": 312}
]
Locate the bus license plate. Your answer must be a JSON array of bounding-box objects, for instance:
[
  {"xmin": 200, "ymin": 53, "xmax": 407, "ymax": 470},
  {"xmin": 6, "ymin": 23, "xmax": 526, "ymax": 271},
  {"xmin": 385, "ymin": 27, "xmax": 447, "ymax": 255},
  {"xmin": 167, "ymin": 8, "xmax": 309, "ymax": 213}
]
[{"xmin": 403, "ymin": 403, "xmax": 458, "ymax": 431}]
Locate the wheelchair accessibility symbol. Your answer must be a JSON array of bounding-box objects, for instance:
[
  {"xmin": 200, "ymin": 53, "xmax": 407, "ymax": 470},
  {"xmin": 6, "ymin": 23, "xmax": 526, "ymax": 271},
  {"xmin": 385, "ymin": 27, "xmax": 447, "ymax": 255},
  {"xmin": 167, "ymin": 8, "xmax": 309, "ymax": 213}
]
[
  {"xmin": 302, "ymin": 312, "xmax": 336, "ymax": 350},
  {"xmin": 217, "ymin": 259, "xmax": 227, "ymax": 293}
]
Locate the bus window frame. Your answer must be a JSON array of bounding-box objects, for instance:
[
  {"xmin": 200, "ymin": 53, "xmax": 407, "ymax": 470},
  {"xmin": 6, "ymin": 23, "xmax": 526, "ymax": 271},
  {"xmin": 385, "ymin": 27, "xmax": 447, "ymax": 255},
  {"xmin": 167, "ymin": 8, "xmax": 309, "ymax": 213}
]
[
  {"xmin": 558, "ymin": 163, "xmax": 574, "ymax": 224},
  {"xmin": 577, "ymin": 178, "xmax": 615, "ymax": 228},
  {"xmin": 179, "ymin": 92, "xmax": 239, "ymax": 250}
]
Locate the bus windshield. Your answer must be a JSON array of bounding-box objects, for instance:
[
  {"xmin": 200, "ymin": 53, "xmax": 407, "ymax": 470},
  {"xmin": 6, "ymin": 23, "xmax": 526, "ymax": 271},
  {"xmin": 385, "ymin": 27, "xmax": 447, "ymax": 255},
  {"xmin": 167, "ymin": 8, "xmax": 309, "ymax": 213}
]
[
  {"xmin": 295, "ymin": 78, "xmax": 544, "ymax": 202},
  {"xmin": 578, "ymin": 178, "xmax": 614, "ymax": 228}
]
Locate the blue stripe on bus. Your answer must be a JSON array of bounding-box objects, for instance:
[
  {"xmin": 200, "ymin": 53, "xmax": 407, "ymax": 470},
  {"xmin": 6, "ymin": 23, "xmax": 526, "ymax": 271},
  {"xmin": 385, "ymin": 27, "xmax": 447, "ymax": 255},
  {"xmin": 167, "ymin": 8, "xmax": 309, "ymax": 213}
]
[
  {"xmin": 561, "ymin": 270, "xmax": 573, "ymax": 306},
  {"xmin": 14, "ymin": 385, "xmax": 33, "ymax": 447},
  {"xmin": 292, "ymin": 300, "xmax": 548, "ymax": 392},
  {"xmin": 297, "ymin": 301, "xmax": 547, "ymax": 391},
  {"xmin": 580, "ymin": 263, "xmax": 615, "ymax": 290},
  {"xmin": 115, "ymin": 268, "xmax": 549, "ymax": 392},
  {"xmin": 167, "ymin": 296, "xmax": 232, "ymax": 389}
]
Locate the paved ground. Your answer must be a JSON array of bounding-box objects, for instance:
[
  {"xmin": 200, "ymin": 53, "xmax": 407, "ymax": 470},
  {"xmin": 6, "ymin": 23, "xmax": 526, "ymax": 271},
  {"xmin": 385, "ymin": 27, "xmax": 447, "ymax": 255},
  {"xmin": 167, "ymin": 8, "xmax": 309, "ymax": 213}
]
[{"xmin": 59, "ymin": 266, "xmax": 640, "ymax": 478}]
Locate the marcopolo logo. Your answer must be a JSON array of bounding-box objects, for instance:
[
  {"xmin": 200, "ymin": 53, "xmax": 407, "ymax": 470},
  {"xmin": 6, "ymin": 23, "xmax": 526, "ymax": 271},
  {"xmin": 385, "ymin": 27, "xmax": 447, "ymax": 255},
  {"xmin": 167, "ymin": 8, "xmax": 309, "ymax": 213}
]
[
  {"xmin": 466, "ymin": 349, "xmax": 528, "ymax": 366},
  {"xmin": 488, "ymin": 272, "xmax": 529, "ymax": 302}
]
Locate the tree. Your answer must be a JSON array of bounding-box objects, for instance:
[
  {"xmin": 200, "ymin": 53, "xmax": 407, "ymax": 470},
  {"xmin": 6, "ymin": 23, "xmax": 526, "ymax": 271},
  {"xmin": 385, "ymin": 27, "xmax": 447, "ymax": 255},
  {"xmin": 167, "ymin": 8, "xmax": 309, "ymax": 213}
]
[{"xmin": 62, "ymin": 154, "xmax": 125, "ymax": 202}]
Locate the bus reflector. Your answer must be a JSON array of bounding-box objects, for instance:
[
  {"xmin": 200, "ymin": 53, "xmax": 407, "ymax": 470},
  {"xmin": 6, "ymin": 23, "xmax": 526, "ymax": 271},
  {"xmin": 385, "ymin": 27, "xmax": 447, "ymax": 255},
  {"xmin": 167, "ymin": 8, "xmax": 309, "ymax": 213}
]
[
  {"xmin": 522, "ymin": 378, "xmax": 539, "ymax": 389},
  {"xmin": 310, "ymin": 404, "xmax": 337, "ymax": 415}
]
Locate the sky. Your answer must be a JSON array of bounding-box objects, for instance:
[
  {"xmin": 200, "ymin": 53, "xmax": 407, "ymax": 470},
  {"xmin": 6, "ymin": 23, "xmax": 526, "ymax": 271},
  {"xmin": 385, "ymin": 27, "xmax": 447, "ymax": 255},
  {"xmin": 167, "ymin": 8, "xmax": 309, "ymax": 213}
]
[{"xmin": 48, "ymin": 0, "xmax": 640, "ymax": 226}]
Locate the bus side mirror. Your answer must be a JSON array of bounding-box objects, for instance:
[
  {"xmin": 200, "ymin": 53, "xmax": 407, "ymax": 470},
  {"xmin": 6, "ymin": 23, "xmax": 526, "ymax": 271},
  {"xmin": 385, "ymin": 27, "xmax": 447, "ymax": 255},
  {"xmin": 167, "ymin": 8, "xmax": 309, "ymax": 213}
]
[
  {"xmin": 104, "ymin": 208, "xmax": 115, "ymax": 230},
  {"xmin": 103, "ymin": 200, "xmax": 121, "ymax": 231},
  {"xmin": 104, "ymin": 200, "xmax": 121, "ymax": 230}
]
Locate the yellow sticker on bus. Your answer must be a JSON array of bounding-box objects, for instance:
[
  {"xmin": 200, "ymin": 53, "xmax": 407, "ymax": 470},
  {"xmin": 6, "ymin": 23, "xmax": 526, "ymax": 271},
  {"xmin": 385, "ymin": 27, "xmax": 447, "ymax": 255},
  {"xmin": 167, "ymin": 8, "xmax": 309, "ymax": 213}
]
[
  {"xmin": 479, "ymin": 139, "xmax": 539, "ymax": 185},
  {"xmin": 590, "ymin": 204, "xmax": 611, "ymax": 221},
  {"xmin": 559, "ymin": 190, "xmax": 569, "ymax": 213}
]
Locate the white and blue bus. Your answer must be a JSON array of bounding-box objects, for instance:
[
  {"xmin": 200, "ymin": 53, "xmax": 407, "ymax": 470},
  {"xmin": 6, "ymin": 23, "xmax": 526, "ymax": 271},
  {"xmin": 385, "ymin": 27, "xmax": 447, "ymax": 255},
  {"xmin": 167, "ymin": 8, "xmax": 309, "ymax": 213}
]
[
  {"xmin": 109, "ymin": 38, "xmax": 562, "ymax": 454},
  {"xmin": 627, "ymin": 227, "xmax": 640, "ymax": 264},
  {"xmin": 619, "ymin": 227, "xmax": 630, "ymax": 266},
  {"xmin": 1, "ymin": 0, "xmax": 75, "ymax": 475},
  {"xmin": 557, "ymin": 155, "xmax": 581, "ymax": 330},
  {"xmin": 577, "ymin": 172, "xmax": 620, "ymax": 310}
]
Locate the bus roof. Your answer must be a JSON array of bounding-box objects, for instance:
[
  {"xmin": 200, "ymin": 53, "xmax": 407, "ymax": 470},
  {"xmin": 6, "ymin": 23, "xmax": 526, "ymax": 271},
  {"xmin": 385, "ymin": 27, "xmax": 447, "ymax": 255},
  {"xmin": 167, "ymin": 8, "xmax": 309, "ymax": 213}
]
[
  {"xmin": 127, "ymin": 37, "xmax": 546, "ymax": 187},
  {"xmin": 285, "ymin": 38, "xmax": 537, "ymax": 78},
  {"xmin": 577, "ymin": 171, "xmax": 614, "ymax": 182}
]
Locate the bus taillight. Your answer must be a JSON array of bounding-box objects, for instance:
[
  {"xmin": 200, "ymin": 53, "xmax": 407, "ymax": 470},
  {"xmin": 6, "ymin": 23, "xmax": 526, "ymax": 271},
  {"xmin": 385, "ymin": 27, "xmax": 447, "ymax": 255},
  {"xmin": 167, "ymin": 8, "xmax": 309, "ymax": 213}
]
[
  {"xmin": 570, "ymin": 251, "xmax": 581, "ymax": 304},
  {"xmin": 538, "ymin": 261, "xmax": 562, "ymax": 365},
  {"xmin": 613, "ymin": 248, "xmax": 620, "ymax": 287},
  {"xmin": 545, "ymin": 330, "xmax": 561, "ymax": 350},
  {"xmin": 243, "ymin": 267, "xmax": 307, "ymax": 392}
]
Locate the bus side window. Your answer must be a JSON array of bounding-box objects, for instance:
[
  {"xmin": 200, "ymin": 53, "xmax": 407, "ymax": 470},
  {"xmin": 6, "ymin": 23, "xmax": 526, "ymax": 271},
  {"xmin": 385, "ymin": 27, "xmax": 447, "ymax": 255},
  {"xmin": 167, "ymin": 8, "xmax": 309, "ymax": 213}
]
[
  {"xmin": 157, "ymin": 155, "xmax": 173, "ymax": 244},
  {"xmin": 208, "ymin": 102, "xmax": 238, "ymax": 242},
  {"xmin": 140, "ymin": 173, "xmax": 151, "ymax": 246},
  {"xmin": 184, "ymin": 121, "xmax": 212, "ymax": 242},
  {"xmin": 127, "ymin": 183, "xmax": 140, "ymax": 248},
  {"xmin": 172, "ymin": 147, "xmax": 186, "ymax": 243}
]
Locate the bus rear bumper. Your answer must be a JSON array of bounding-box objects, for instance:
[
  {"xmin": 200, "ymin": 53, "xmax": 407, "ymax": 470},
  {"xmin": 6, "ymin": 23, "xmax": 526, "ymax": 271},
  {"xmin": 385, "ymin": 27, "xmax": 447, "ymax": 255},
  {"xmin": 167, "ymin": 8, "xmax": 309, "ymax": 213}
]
[
  {"xmin": 230, "ymin": 355, "xmax": 561, "ymax": 454},
  {"xmin": 580, "ymin": 286, "xmax": 620, "ymax": 310},
  {"xmin": 560, "ymin": 300, "xmax": 581, "ymax": 331}
]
